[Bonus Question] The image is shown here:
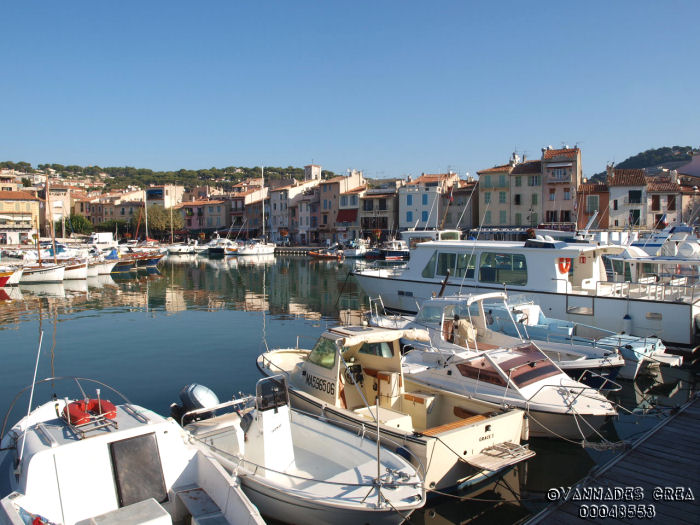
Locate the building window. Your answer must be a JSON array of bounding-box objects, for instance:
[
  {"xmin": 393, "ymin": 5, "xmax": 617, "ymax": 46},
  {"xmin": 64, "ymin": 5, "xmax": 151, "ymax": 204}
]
[
  {"xmin": 531, "ymin": 194, "xmax": 538, "ymax": 205},
  {"xmin": 484, "ymin": 211, "xmax": 491, "ymax": 224},
  {"xmin": 651, "ymin": 195, "xmax": 660, "ymax": 211},
  {"xmin": 406, "ymin": 211, "xmax": 413, "ymax": 223},
  {"xmin": 515, "ymin": 213, "xmax": 522, "ymax": 225},
  {"xmin": 407, "ymin": 194, "xmax": 413, "ymax": 206},
  {"xmin": 421, "ymin": 211, "xmax": 428, "ymax": 222},
  {"xmin": 422, "ymin": 193, "xmax": 428, "ymax": 206},
  {"xmin": 499, "ymin": 192, "xmax": 506, "ymax": 204},
  {"xmin": 628, "ymin": 190, "xmax": 642, "ymax": 204},
  {"xmin": 530, "ymin": 212, "xmax": 538, "ymax": 225},
  {"xmin": 515, "ymin": 176, "xmax": 522, "ymax": 187},
  {"xmin": 323, "ymin": 215, "xmax": 327, "ymax": 225},
  {"xmin": 514, "ymin": 194, "xmax": 521, "ymax": 205},
  {"xmin": 363, "ymin": 200, "xmax": 373, "ymax": 211},
  {"xmin": 351, "ymin": 195, "xmax": 357, "ymax": 205},
  {"xmin": 378, "ymin": 199, "xmax": 387, "ymax": 211},
  {"xmin": 613, "ymin": 200, "xmax": 618, "ymax": 210},
  {"xmin": 498, "ymin": 174, "xmax": 506, "ymax": 187},
  {"xmin": 484, "ymin": 192, "xmax": 491, "ymax": 204},
  {"xmin": 586, "ymin": 195, "xmax": 599, "ymax": 214},
  {"xmin": 564, "ymin": 189, "xmax": 570, "ymax": 200},
  {"xmin": 528, "ymin": 176, "xmax": 540, "ymax": 186},
  {"xmin": 499, "ymin": 210, "xmax": 507, "ymax": 224},
  {"xmin": 549, "ymin": 189, "xmax": 556, "ymax": 201},
  {"xmin": 341, "ymin": 196, "xmax": 347, "ymax": 206},
  {"xmin": 667, "ymin": 195, "xmax": 676, "ymax": 211}
]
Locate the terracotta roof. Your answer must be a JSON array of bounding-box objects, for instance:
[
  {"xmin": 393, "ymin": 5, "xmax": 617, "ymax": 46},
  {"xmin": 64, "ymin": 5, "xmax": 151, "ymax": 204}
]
[
  {"xmin": 406, "ymin": 173, "xmax": 458, "ymax": 186},
  {"xmin": 542, "ymin": 148, "xmax": 579, "ymax": 160},
  {"xmin": 510, "ymin": 161, "xmax": 541, "ymax": 175},
  {"xmin": 579, "ymin": 183, "xmax": 608, "ymax": 193},
  {"xmin": 341, "ymin": 185, "xmax": 367, "ymax": 195},
  {"xmin": 361, "ymin": 191, "xmax": 395, "ymax": 198},
  {"xmin": 645, "ymin": 176, "xmax": 680, "ymax": 193},
  {"xmin": 608, "ymin": 169, "xmax": 646, "ymax": 187},
  {"xmin": 0, "ymin": 190, "xmax": 39, "ymax": 201},
  {"xmin": 477, "ymin": 164, "xmax": 512, "ymax": 175}
]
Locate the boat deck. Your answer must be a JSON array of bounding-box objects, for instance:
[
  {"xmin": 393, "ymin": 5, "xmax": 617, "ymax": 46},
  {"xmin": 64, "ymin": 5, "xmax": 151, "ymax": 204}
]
[{"xmin": 527, "ymin": 395, "xmax": 700, "ymax": 524}]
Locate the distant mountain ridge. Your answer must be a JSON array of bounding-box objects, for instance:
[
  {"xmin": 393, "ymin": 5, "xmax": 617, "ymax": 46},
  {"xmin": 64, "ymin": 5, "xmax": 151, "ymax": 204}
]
[{"xmin": 590, "ymin": 146, "xmax": 694, "ymax": 182}]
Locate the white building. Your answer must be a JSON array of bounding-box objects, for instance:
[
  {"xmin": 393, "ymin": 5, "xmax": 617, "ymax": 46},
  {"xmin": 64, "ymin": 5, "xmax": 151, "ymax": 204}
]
[
  {"xmin": 607, "ymin": 168, "xmax": 647, "ymax": 228},
  {"xmin": 398, "ymin": 173, "xmax": 460, "ymax": 230}
]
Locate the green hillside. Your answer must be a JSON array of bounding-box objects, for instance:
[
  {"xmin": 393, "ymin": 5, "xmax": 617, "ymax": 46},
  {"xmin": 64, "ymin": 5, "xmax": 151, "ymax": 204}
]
[{"xmin": 590, "ymin": 146, "xmax": 693, "ymax": 182}]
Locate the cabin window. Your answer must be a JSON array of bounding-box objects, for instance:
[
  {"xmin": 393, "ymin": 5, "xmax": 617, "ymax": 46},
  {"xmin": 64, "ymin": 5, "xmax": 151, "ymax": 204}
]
[
  {"xmin": 359, "ymin": 341, "xmax": 394, "ymax": 358},
  {"xmin": 455, "ymin": 253, "xmax": 476, "ymax": 278},
  {"xmin": 308, "ymin": 337, "xmax": 337, "ymax": 369},
  {"xmin": 415, "ymin": 304, "xmax": 445, "ymax": 323},
  {"xmin": 456, "ymin": 358, "xmax": 507, "ymax": 387},
  {"xmin": 421, "ymin": 251, "xmax": 438, "ymax": 278},
  {"xmin": 436, "ymin": 253, "xmax": 456, "ymax": 276},
  {"xmin": 479, "ymin": 252, "xmax": 527, "ymax": 286}
]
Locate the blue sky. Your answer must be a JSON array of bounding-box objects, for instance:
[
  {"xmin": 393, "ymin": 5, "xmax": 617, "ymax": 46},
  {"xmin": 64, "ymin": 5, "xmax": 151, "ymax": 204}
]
[{"xmin": 2, "ymin": 1, "xmax": 698, "ymax": 179}]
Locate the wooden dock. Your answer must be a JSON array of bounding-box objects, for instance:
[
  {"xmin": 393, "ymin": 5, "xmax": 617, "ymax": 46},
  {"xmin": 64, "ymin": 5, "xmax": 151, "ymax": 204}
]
[{"xmin": 528, "ymin": 394, "xmax": 700, "ymax": 524}]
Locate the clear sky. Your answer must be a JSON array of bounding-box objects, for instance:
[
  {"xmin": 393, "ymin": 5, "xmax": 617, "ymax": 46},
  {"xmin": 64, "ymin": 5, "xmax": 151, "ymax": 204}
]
[{"xmin": 2, "ymin": 1, "xmax": 698, "ymax": 179}]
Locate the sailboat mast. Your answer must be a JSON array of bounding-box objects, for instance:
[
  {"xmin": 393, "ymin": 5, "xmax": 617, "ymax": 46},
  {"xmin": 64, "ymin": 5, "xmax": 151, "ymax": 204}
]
[
  {"xmin": 144, "ymin": 189, "xmax": 149, "ymax": 241},
  {"xmin": 46, "ymin": 173, "xmax": 57, "ymax": 263},
  {"xmin": 262, "ymin": 166, "xmax": 265, "ymax": 240}
]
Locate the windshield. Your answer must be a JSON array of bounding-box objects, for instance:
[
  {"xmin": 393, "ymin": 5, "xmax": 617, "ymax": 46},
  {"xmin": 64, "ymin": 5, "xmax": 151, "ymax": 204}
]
[{"xmin": 307, "ymin": 337, "xmax": 337, "ymax": 369}]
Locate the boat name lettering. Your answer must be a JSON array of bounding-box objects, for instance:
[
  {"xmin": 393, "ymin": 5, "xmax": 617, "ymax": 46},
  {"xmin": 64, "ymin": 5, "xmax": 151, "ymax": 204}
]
[
  {"xmin": 305, "ymin": 373, "xmax": 335, "ymax": 396},
  {"xmin": 478, "ymin": 433, "xmax": 494, "ymax": 442}
]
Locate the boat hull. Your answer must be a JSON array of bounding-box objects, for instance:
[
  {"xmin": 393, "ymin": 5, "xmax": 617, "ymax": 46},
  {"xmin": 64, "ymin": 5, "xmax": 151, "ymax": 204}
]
[
  {"xmin": 240, "ymin": 475, "xmax": 409, "ymax": 525},
  {"xmin": 19, "ymin": 265, "xmax": 65, "ymax": 283},
  {"xmin": 63, "ymin": 261, "xmax": 88, "ymax": 280}
]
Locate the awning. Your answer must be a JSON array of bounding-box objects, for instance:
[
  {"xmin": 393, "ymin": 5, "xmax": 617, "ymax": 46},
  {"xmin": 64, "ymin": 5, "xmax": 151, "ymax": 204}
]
[{"xmin": 336, "ymin": 209, "xmax": 358, "ymax": 223}]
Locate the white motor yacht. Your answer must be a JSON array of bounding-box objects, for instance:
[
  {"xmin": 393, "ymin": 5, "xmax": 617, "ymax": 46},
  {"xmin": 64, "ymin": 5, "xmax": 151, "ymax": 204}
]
[
  {"xmin": 237, "ymin": 238, "xmax": 276, "ymax": 256},
  {"xmin": 258, "ymin": 326, "xmax": 534, "ymax": 491},
  {"xmin": 352, "ymin": 237, "xmax": 700, "ymax": 347},
  {"xmin": 0, "ymin": 377, "xmax": 264, "ymax": 525},
  {"xmin": 178, "ymin": 376, "xmax": 425, "ymax": 525}
]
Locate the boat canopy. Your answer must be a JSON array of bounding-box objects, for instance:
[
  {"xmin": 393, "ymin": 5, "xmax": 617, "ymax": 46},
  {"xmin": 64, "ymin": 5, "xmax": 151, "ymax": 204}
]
[{"xmin": 328, "ymin": 326, "xmax": 431, "ymax": 347}]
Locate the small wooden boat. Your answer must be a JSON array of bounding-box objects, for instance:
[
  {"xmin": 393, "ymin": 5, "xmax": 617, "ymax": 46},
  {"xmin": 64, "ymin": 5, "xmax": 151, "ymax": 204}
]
[
  {"xmin": 309, "ymin": 248, "xmax": 343, "ymax": 260},
  {"xmin": 19, "ymin": 264, "xmax": 65, "ymax": 283},
  {"xmin": 63, "ymin": 260, "xmax": 89, "ymax": 280}
]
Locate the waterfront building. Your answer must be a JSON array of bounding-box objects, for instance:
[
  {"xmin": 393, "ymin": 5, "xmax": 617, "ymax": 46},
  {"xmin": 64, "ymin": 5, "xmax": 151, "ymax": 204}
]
[
  {"xmin": 178, "ymin": 199, "xmax": 230, "ymax": 234},
  {"xmin": 38, "ymin": 184, "xmax": 71, "ymax": 236},
  {"xmin": 230, "ymin": 186, "xmax": 268, "ymax": 238},
  {"xmin": 576, "ymin": 181, "xmax": 609, "ymax": 229},
  {"xmin": 294, "ymin": 186, "xmax": 320, "ymax": 244},
  {"xmin": 318, "ymin": 169, "xmax": 365, "ymax": 243},
  {"xmin": 510, "ymin": 160, "xmax": 542, "ymax": 228},
  {"xmin": 86, "ymin": 189, "xmax": 145, "ymax": 225},
  {"xmin": 541, "ymin": 146, "xmax": 582, "ymax": 230},
  {"xmin": 441, "ymin": 178, "xmax": 478, "ymax": 230},
  {"xmin": 645, "ymin": 174, "xmax": 682, "ymax": 228},
  {"xmin": 477, "ymin": 163, "xmax": 513, "ymax": 226},
  {"xmin": 269, "ymin": 178, "xmax": 320, "ymax": 243},
  {"xmin": 607, "ymin": 167, "xmax": 648, "ymax": 228},
  {"xmin": 359, "ymin": 182, "xmax": 402, "ymax": 241},
  {"xmin": 398, "ymin": 172, "xmax": 460, "ymax": 230},
  {"xmin": 145, "ymin": 184, "xmax": 185, "ymax": 208},
  {"xmin": 337, "ymin": 185, "xmax": 365, "ymax": 242},
  {"xmin": 0, "ymin": 190, "xmax": 40, "ymax": 244}
]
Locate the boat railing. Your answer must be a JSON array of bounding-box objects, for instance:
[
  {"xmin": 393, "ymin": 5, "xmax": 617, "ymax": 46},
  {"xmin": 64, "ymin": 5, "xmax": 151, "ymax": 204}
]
[
  {"xmin": 558, "ymin": 276, "xmax": 700, "ymax": 303},
  {"xmin": 524, "ymin": 378, "xmax": 611, "ymax": 413},
  {"xmin": 179, "ymin": 396, "xmax": 253, "ymax": 427},
  {"xmin": 575, "ymin": 369, "xmax": 622, "ymax": 392}
]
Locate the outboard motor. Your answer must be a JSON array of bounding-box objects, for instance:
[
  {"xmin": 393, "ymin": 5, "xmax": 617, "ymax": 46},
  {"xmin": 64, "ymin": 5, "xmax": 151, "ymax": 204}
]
[{"xmin": 170, "ymin": 383, "xmax": 220, "ymax": 425}]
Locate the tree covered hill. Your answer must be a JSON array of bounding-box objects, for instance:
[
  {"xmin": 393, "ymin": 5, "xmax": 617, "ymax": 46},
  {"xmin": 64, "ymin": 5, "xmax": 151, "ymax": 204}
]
[
  {"xmin": 0, "ymin": 161, "xmax": 339, "ymax": 190},
  {"xmin": 590, "ymin": 146, "xmax": 694, "ymax": 182}
]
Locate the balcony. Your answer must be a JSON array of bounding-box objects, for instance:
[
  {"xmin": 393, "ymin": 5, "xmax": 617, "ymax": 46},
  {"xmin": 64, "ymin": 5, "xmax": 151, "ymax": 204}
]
[{"xmin": 547, "ymin": 175, "xmax": 571, "ymax": 184}]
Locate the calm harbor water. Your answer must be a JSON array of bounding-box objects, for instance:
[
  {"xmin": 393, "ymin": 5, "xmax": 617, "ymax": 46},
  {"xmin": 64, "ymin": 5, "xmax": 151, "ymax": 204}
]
[{"xmin": 0, "ymin": 255, "xmax": 696, "ymax": 523}]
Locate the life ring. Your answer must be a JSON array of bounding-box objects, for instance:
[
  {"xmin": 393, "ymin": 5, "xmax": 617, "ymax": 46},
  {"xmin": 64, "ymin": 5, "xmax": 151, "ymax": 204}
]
[
  {"xmin": 63, "ymin": 399, "xmax": 117, "ymax": 425},
  {"xmin": 558, "ymin": 258, "xmax": 572, "ymax": 274}
]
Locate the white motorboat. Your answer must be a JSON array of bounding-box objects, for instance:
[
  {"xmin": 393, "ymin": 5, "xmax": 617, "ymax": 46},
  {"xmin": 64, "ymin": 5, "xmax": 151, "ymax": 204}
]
[
  {"xmin": 343, "ymin": 239, "xmax": 369, "ymax": 258},
  {"xmin": 0, "ymin": 377, "xmax": 265, "ymax": 525},
  {"xmin": 93, "ymin": 259, "xmax": 118, "ymax": 275},
  {"xmin": 369, "ymin": 292, "xmax": 626, "ymax": 387},
  {"xmin": 401, "ymin": 342, "xmax": 617, "ymax": 440},
  {"xmin": 168, "ymin": 240, "xmax": 200, "ymax": 255},
  {"xmin": 62, "ymin": 260, "xmax": 89, "ymax": 280},
  {"xmin": 237, "ymin": 238, "xmax": 276, "ymax": 256},
  {"xmin": 178, "ymin": 376, "xmax": 426, "ymax": 525},
  {"xmin": 352, "ymin": 237, "xmax": 700, "ymax": 347},
  {"xmin": 258, "ymin": 327, "xmax": 534, "ymax": 491},
  {"xmin": 19, "ymin": 264, "xmax": 65, "ymax": 284}
]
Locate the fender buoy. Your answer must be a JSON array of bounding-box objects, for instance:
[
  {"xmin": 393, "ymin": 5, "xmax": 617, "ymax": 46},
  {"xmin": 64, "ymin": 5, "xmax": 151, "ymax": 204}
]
[
  {"xmin": 558, "ymin": 258, "xmax": 572, "ymax": 274},
  {"xmin": 63, "ymin": 399, "xmax": 117, "ymax": 425}
]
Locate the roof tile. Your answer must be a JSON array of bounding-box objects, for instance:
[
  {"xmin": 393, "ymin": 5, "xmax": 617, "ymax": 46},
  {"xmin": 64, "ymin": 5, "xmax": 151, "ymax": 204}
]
[
  {"xmin": 608, "ymin": 169, "xmax": 646, "ymax": 187},
  {"xmin": 542, "ymin": 148, "xmax": 579, "ymax": 160}
]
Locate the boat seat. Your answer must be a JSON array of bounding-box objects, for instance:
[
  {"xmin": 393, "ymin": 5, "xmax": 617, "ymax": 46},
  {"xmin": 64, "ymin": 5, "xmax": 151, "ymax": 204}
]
[{"xmin": 176, "ymin": 487, "xmax": 227, "ymax": 525}]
